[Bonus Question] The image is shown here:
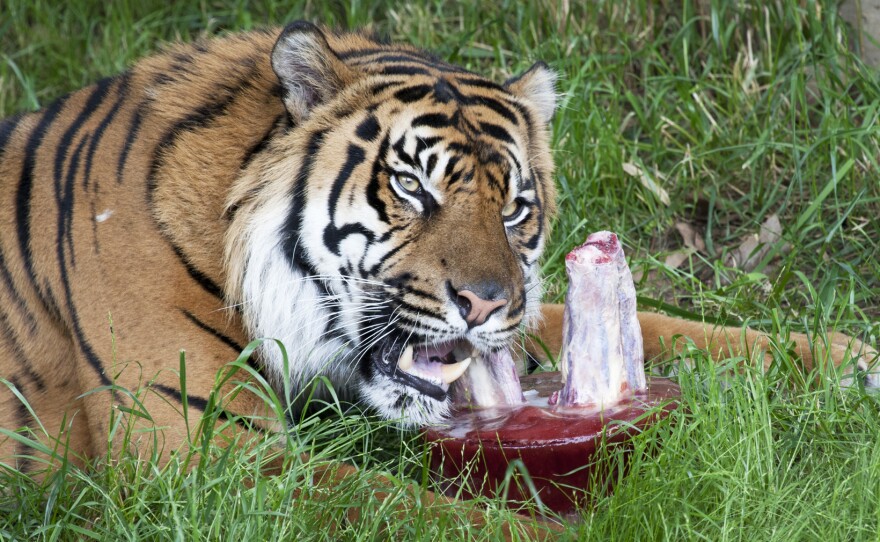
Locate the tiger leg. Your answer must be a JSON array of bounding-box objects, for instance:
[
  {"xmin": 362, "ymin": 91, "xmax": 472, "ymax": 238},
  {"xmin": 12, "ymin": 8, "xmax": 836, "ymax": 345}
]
[
  {"xmin": 0, "ymin": 324, "xmax": 95, "ymax": 474},
  {"xmin": 64, "ymin": 305, "xmax": 281, "ymax": 470},
  {"xmin": 530, "ymin": 304, "xmax": 879, "ymax": 384},
  {"xmin": 0, "ymin": 270, "xmax": 104, "ymax": 474}
]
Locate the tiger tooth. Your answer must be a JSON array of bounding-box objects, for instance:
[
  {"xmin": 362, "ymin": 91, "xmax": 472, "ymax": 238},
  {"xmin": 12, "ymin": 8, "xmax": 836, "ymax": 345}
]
[
  {"xmin": 398, "ymin": 345, "xmax": 414, "ymax": 372},
  {"xmin": 441, "ymin": 357, "xmax": 472, "ymax": 384}
]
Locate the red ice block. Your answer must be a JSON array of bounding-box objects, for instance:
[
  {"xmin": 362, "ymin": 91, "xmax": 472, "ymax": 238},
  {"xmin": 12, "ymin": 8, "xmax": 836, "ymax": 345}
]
[{"xmin": 426, "ymin": 372, "xmax": 679, "ymax": 515}]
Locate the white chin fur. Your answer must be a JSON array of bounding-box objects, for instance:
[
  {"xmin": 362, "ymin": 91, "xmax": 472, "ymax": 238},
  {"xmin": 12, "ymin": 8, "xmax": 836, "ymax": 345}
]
[{"xmin": 359, "ymin": 376, "xmax": 450, "ymax": 427}]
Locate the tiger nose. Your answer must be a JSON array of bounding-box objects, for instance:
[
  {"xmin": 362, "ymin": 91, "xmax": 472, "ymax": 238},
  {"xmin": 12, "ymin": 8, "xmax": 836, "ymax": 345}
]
[{"xmin": 453, "ymin": 288, "xmax": 508, "ymax": 327}]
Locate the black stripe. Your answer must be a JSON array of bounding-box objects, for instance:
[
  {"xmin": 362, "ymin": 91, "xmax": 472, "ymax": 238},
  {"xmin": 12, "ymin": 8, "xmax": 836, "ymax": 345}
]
[
  {"xmin": 400, "ymin": 285, "xmax": 441, "ymax": 303},
  {"xmin": 59, "ymin": 134, "xmax": 89, "ymax": 269},
  {"xmin": 41, "ymin": 278, "xmax": 63, "ymax": 322},
  {"xmin": 393, "ymin": 85, "xmax": 432, "ymax": 103},
  {"xmin": 391, "ymin": 136, "xmax": 416, "ymax": 167},
  {"xmin": 351, "ymin": 51, "xmax": 469, "ymax": 75},
  {"xmin": 373, "ymin": 223, "xmax": 407, "ymax": 244},
  {"xmin": 54, "ymin": 78, "xmax": 113, "ymax": 194},
  {"xmin": 425, "ymin": 154, "xmax": 438, "ymax": 178},
  {"xmin": 324, "ymin": 222, "xmax": 374, "ymax": 257},
  {"xmin": 494, "ymin": 319, "xmax": 523, "ymax": 335},
  {"xmin": 383, "ymin": 272, "xmax": 413, "ymax": 290},
  {"xmin": 0, "ymin": 114, "xmax": 24, "ymax": 158},
  {"xmin": 50, "ymin": 79, "xmax": 113, "ymax": 285},
  {"xmin": 363, "ymin": 232, "xmax": 416, "ymax": 277},
  {"xmin": 508, "ymin": 300, "xmax": 525, "ymax": 320},
  {"xmin": 431, "ymin": 79, "xmax": 460, "ymax": 104},
  {"xmin": 391, "ymin": 297, "xmax": 448, "ymax": 321},
  {"xmin": 503, "ymin": 97, "xmax": 536, "ymax": 140},
  {"xmin": 484, "ymin": 169, "xmax": 504, "ymax": 192},
  {"xmin": 17, "ymin": 94, "xmax": 70, "ymax": 303},
  {"xmin": 283, "ymin": 129, "xmax": 326, "ymax": 270},
  {"xmin": 323, "ymin": 144, "xmax": 370, "ymax": 255},
  {"xmin": 366, "ymin": 133, "xmax": 391, "ymax": 224},
  {"xmin": 339, "ymin": 47, "xmax": 439, "ymax": 63},
  {"xmin": 414, "ymin": 136, "xmax": 442, "ymax": 158},
  {"xmin": 181, "ymin": 309, "xmax": 245, "ymax": 354},
  {"xmin": 411, "ymin": 113, "xmax": 451, "ymax": 129},
  {"xmin": 479, "ymin": 121, "xmax": 514, "ymax": 144},
  {"xmin": 337, "ymin": 47, "xmax": 386, "ymax": 60},
  {"xmin": 0, "ymin": 242, "xmax": 37, "ymax": 333},
  {"xmin": 523, "ymin": 227, "xmax": 542, "ymax": 251},
  {"xmin": 473, "ymin": 95, "xmax": 519, "ymax": 126},
  {"xmin": 0, "ymin": 117, "xmax": 37, "ymax": 332},
  {"xmin": 368, "ymin": 81, "xmax": 402, "ymax": 96},
  {"xmin": 527, "ymin": 168, "xmax": 545, "ymax": 249},
  {"xmin": 353, "ymin": 53, "xmax": 437, "ymax": 67},
  {"xmin": 456, "ymin": 76, "xmax": 505, "ymax": 92},
  {"xmin": 380, "ymin": 65, "xmax": 432, "ymax": 76},
  {"xmin": 443, "ymin": 156, "xmax": 462, "ymax": 185},
  {"xmin": 151, "ymin": 383, "xmax": 269, "ymax": 434},
  {"xmin": 0, "ymin": 307, "xmax": 44, "ymax": 391},
  {"xmin": 117, "ymin": 105, "xmax": 143, "ymax": 183},
  {"xmin": 56, "ymin": 192, "xmax": 113, "ymax": 389},
  {"xmin": 505, "ymin": 148, "xmax": 523, "ymax": 182},
  {"xmin": 151, "ymin": 383, "xmax": 215, "ymax": 416},
  {"xmin": 355, "ymin": 114, "xmax": 380, "ymax": 142},
  {"xmin": 170, "ymin": 243, "xmax": 223, "ymax": 299},
  {"xmin": 394, "ymin": 311, "xmax": 449, "ymax": 333},
  {"xmin": 83, "ymin": 75, "xmax": 130, "ymax": 190}
]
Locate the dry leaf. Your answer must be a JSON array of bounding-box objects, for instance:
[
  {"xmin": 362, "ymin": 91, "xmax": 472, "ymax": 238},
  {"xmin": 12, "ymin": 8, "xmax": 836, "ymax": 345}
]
[
  {"xmin": 623, "ymin": 162, "xmax": 671, "ymax": 206},
  {"xmin": 675, "ymin": 222, "xmax": 706, "ymax": 253},
  {"xmin": 725, "ymin": 214, "xmax": 790, "ymax": 273},
  {"xmin": 664, "ymin": 250, "xmax": 691, "ymax": 269}
]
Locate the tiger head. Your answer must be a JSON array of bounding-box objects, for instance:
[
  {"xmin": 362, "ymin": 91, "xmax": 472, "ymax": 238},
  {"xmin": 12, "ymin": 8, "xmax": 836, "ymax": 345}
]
[{"xmin": 225, "ymin": 22, "xmax": 557, "ymax": 425}]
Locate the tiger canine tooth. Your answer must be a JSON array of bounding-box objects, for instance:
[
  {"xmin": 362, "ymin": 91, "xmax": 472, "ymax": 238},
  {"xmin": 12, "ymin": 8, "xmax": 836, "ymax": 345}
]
[
  {"xmin": 440, "ymin": 357, "xmax": 472, "ymax": 384},
  {"xmin": 398, "ymin": 345, "xmax": 414, "ymax": 371}
]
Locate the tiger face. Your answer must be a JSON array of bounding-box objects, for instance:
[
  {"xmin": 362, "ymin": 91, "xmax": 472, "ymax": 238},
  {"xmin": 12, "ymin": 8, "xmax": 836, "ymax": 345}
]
[{"xmin": 225, "ymin": 23, "xmax": 557, "ymax": 425}]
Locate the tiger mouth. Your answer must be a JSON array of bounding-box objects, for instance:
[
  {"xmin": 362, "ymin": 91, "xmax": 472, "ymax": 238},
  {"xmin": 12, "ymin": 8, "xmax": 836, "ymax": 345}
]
[{"xmin": 371, "ymin": 339, "xmax": 475, "ymax": 401}]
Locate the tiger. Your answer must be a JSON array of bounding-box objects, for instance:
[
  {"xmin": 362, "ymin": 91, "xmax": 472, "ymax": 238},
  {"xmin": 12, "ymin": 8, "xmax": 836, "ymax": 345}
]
[{"xmin": 0, "ymin": 19, "xmax": 876, "ymax": 507}]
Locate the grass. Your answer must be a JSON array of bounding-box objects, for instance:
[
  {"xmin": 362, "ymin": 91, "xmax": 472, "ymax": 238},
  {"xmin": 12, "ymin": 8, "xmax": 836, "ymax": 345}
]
[{"xmin": 2, "ymin": 0, "xmax": 880, "ymax": 540}]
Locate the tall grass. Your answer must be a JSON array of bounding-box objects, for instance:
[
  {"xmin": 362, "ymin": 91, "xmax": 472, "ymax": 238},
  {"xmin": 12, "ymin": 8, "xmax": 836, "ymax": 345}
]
[{"xmin": 2, "ymin": 0, "xmax": 879, "ymax": 540}]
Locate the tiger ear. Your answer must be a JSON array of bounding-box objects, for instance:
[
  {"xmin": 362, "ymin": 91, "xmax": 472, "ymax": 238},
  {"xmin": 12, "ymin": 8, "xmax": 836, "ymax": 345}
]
[
  {"xmin": 504, "ymin": 61, "xmax": 558, "ymax": 124},
  {"xmin": 271, "ymin": 21, "xmax": 356, "ymax": 122}
]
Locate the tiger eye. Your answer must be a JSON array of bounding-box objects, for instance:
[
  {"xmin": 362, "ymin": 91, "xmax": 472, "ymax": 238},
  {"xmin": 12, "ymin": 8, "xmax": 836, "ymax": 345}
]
[
  {"xmin": 398, "ymin": 174, "xmax": 421, "ymax": 193},
  {"xmin": 501, "ymin": 200, "xmax": 519, "ymax": 218}
]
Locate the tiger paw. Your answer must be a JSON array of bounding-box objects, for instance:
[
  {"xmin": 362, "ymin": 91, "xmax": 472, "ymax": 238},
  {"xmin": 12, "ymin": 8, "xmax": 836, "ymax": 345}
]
[
  {"xmin": 828, "ymin": 332, "xmax": 880, "ymax": 389},
  {"xmin": 789, "ymin": 330, "xmax": 880, "ymax": 389}
]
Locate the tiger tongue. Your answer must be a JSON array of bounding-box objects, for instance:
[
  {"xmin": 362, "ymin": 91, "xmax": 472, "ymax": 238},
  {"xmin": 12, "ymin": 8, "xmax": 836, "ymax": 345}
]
[{"xmin": 396, "ymin": 342, "xmax": 473, "ymax": 386}]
